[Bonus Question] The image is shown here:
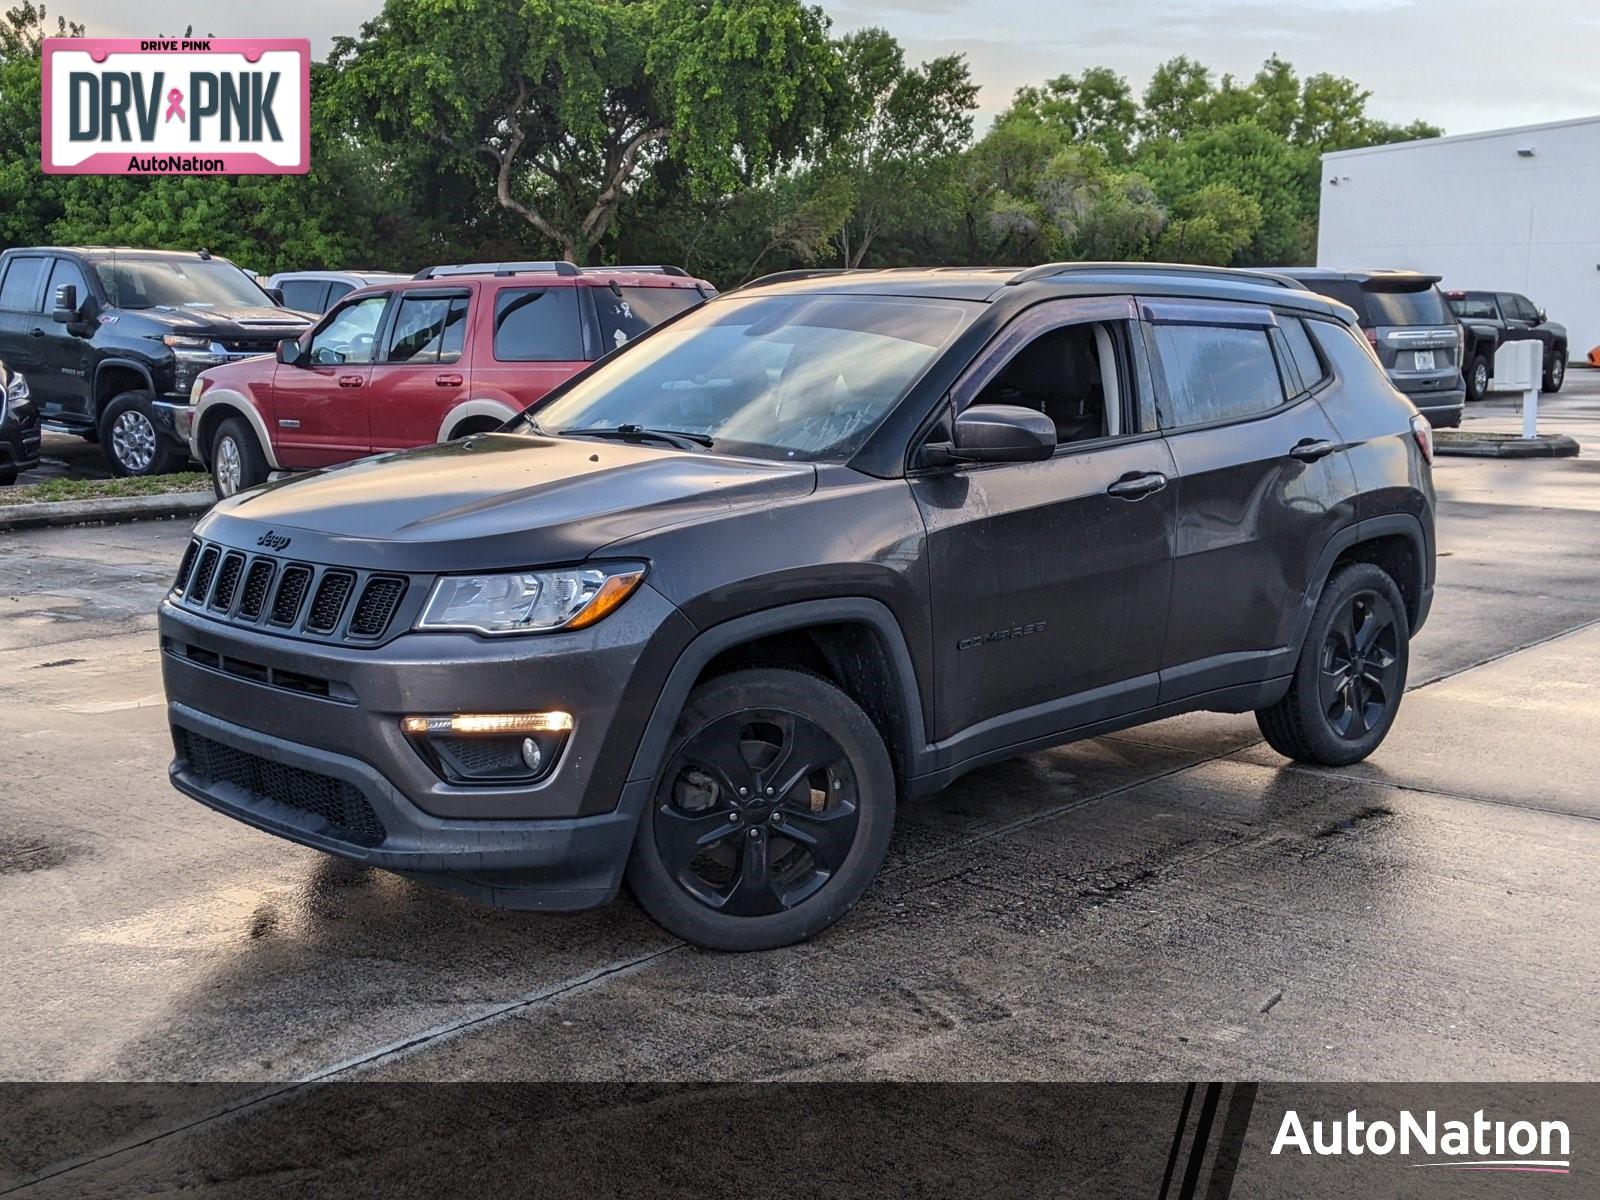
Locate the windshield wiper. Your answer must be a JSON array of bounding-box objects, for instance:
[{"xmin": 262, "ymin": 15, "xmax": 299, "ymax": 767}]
[{"xmin": 558, "ymin": 424, "xmax": 715, "ymax": 451}]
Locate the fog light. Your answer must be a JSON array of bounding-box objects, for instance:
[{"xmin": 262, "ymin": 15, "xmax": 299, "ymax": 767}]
[
  {"xmin": 520, "ymin": 737, "xmax": 542, "ymax": 773},
  {"xmin": 401, "ymin": 711, "xmax": 573, "ymax": 736}
]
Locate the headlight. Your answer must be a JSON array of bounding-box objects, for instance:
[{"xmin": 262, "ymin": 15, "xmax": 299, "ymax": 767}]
[
  {"xmin": 3, "ymin": 371, "xmax": 28, "ymax": 421},
  {"xmin": 163, "ymin": 334, "xmax": 212, "ymax": 350},
  {"xmin": 417, "ymin": 563, "xmax": 646, "ymax": 635}
]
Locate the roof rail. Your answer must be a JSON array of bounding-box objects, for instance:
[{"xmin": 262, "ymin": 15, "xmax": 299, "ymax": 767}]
[
  {"xmin": 412, "ymin": 260, "xmax": 581, "ymax": 280},
  {"xmin": 1006, "ymin": 262, "xmax": 1299, "ymax": 289},
  {"xmin": 581, "ymin": 264, "xmax": 690, "ymax": 277},
  {"xmin": 734, "ymin": 268, "xmax": 861, "ymax": 292}
]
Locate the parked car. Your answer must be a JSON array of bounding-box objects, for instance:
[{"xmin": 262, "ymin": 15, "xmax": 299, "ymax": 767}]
[
  {"xmin": 0, "ymin": 247, "xmax": 312, "ymax": 476},
  {"xmin": 160, "ymin": 262, "xmax": 1436, "ymax": 951},
  {"xmin": 1276, "ymin": 268, "xmax": 1464, "ymax": 428},
  {"xmin": 0, "ymin": 359, "xmax": 41, "ymax": 485},
  {"xmin": 189, "ymin": 261, "xmax": 714, "ymax": 498},
  {"xmin": 1445, "ymin": 290, "xmax": 1568, "ymax": 399},
  {"xmin": 266, "ymin": 270, "xmax": 410, "ymax": 315}
]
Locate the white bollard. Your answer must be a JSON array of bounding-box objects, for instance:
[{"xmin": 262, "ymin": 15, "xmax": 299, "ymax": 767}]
[{"xmin": 1492, "ymin": 340, "xmax": 1542, "ymax": 439}]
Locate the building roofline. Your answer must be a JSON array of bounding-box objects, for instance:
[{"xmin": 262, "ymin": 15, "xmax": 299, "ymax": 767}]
[{"xmin": 1323, "ymin": 113, "xmax": 1600, "ymax": 162}]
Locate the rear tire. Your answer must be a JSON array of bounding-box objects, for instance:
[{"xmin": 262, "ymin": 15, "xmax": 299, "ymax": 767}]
[
  {"xmin": 626, "ymin": 668, "xmax": 895, "ymax": 952},
  {"xmin": 211, "ymin": 417, "xmax": 269, "ymax": 499},
  {"xmin": 1543, "ymin": 347, "xmax": 1566, "ymax": 393},
  {"xmin": 99, "ymin": 391, "xmax": 178, "ymax": 477},
  {"xmin": 1256, "ymin": 562, "xmax": 1410, "ymax": 767},
  {"xmin": 1464, "ymin": 353, "xmax": 1491, "ymax": 402}
]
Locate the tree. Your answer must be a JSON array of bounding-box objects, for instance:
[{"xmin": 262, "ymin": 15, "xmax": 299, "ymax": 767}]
[
  {"xmin": 1140, "ymin": 56, "xmax": 1213, "ymax": 143},
  {"xmin": 828, "ymin": 28, "xmax": 976, "ymax": 267},
  {"xmin": 1152, "ymin": 182, "xmax": 1261, "ymax": 264},
  {"xmin": 1003, "ymin": 66, "xmax": 1139, "ymax": 162},
  {"xmin": 0, "ymin": 3, "xmax": 82, "ymax": 249},
  {"xmin": 331, "ymin": 0, "xmax": 845, "ymax": 264}
]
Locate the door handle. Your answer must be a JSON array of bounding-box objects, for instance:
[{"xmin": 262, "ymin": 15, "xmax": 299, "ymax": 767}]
[
  {"xmin": 337, "ymin": 374, "xmax": 364, "ymax": 388},
  {"xmin": 1289, "ymin": 438, "xmax": 1337, "ymax": 463},
  {"xmin": 435, "ymin": 373, "xmax": 464, "ymax": 387},
  {"xmin": 28, "ymin": 327, "xmax": 45, "ymax": 337},
  {"xmin": 1106, "ymin": 471, "xmax": 1169, "ymax": 500}
]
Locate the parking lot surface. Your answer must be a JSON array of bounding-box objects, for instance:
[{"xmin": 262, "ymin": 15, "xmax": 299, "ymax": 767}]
[{"xmin": 2, "ymin": 378, "xmax": 1597, "ymax": 1095}]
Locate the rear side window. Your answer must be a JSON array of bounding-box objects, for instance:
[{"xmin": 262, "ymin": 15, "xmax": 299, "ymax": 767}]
[
  {"xmin": 279, "ymin": 279, "xmax": 329, "ymax": 314},
  {"xmin": 1363, "ymin": 287, "xmax": 1448, "ymax": 327},
  {"xmin": 1449, "ymin": 294, "xmax": 1498, "ymax": 320},
  {"xmin": 1151, "ymin": 323, "xmax": 1287, "ymax": 428},
  {"xmin": 0, "ymin": 256, "xmax": 47, "ymax": 311},
  {"xmin": 493, "ymin": 287, "xmax": 584, "ymax": 362},
  {"xmin": 1308, "ymin": 318, "xmax": 1391, "ymax": 388},
  {"xmin": 383, "ymin": 295, "xmax": 468, "ymax": 363},
  {"xmin": 595, "ymin": 286, "xmax": 701, "ymax": 351},
  {"xmin": 1278, "ymin": 317, "xmax": 1327, "ymax": 393}
]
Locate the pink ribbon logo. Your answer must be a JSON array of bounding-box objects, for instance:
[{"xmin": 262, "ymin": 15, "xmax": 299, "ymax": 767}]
[{"xmin": 164, "ymin": 88, "xmax": 185, "ymax": 123}]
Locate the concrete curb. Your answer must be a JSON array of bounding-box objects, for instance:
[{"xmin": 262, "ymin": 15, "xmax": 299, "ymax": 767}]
[
  {"xmin": 1434, "ymin": 432, "xmax": 1581, "ymax": 460},
  {"xmin": 0, "ymin": 491, "xmax": 212, "ymax": 533}
]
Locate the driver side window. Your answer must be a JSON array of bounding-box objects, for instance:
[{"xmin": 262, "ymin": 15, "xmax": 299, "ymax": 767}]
[
  {"xmin": 310, "ymin": 294, "xmax": 388, "ymax": 366},
  {"xmin": 967, "ymin": 320, "xmax": 1127, "ymax": 446}
]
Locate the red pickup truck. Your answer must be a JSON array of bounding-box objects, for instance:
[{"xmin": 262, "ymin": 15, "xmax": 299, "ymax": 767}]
[{"xmin": 187, "ymin": 262, "xmax": 714, "ymax": 497}]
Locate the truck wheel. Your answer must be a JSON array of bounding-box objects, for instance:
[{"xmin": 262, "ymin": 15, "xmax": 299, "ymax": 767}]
[
  {"xmin": 0, "ymin": 464, "xmax": 17, "ymax": 486},
  {"xmin": 1543, "ymin": 348, "xmax": 1566, "ymax": 393},
  {"xmin": 99, "ymin": 391, "xmax": 178, "ymax": 477},
  {"xmin": 211, "ymin": 417, "xmax": 269, "ymax": 499},
  {"xmin": 626, "ymin": 668, "xmax": 895, "ymax": 952},
  {"xmin": 1256, "ymin": 562, "xmax": 1410, "ymax": 767},
  {"xmin": 1464, "ymin": 353, "xmax": 1490, "ymax": 402}
]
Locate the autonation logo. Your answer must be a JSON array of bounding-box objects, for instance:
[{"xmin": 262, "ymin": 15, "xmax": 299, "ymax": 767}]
[{"xmin": 1273, "ymin": 1108, "xmax": 1571, "ymax": 1174}]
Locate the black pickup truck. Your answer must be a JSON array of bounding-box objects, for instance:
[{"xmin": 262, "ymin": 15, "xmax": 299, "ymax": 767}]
[
  {"xmin": 1445, "ymin": 290, "xmax": 1568, "ymax": 400},
  {"xmin": 0, "ymin": 247, "xmax": 311, "ymax": 476}
]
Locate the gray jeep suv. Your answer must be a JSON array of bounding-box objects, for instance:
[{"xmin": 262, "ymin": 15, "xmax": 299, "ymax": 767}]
[{"xmin": 160, "ymin": 263, "xmax": 1437, "ymax": 951}]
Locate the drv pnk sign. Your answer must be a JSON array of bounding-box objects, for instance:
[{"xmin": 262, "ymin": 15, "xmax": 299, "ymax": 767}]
[{"xmin": 42, "ymin": 38, "xmax": 309, "ymax": 175}]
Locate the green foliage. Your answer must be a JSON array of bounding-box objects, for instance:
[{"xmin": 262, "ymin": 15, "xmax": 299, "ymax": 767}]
[{"xmin": 1003, "ymin": 66, "xmax": 1139, "ymax": 163}]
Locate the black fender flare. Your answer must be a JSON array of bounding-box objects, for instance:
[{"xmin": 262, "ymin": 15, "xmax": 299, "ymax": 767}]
[
  {"xmin": 92, "ymin": 358, "xmax": 156, "ymax": 415},
  {"xmin": 1283, "ymin": 513, "xmax": 1433, "ymax": 667},
  {"xmin": 623, "ymin": 597, "xmax": 931, "ymax": 791}
]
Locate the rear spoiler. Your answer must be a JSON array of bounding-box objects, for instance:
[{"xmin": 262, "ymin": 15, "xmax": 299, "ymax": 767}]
[{"xmin": 1358, "ymin": 273, "xmax": 1441, "ymax": 292}]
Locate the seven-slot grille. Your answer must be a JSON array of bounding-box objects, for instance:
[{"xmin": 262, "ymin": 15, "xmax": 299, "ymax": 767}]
[{"xmin": 171, "ymin": 538, "xmax": 410, "ymax": 644}]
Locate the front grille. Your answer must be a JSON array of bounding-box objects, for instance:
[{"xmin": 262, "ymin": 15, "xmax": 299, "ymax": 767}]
[
  {"xmin": 169, "ymin": 538, "xmax": 417, "ymax": 646},
  {"xmin": 348, "ymin": 577, "xmax": 406, "ymax": 639},
  {"xmin": 306, "ymin": 571, "xmax": 355, "ymax": 633},
  {"xmin": 237, "ymin": 559, "xmax": 275, "ymax": 620},
  {"xmin": 188, "ymin": 546, "xmax": 220, "ymax": 603},
  {"xmin": 210, "ymin": 552, "xmax": 245, "ymax": 611},
  {"xmin": 270, "ymin": 565, "xmax": 312, "ymax": 625},
  {"xmin": 217, "ymin": 334, "xmax": 299, "ymax": 355},
  {"xmin": 179, "ymin": 729, "xmax": 386, "ymax": 846}
]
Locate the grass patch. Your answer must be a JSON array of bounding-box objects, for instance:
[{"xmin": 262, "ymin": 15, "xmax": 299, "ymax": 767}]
[{"xmin": 0, "ymin": 472, "xmax": 211, "ymax": 507}]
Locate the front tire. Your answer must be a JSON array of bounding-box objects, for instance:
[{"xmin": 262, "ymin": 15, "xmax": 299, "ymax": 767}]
[
  {"xmin": 1543, "ymin": 347, "xmax": 1566, "ymax": 393},
  {"xmin": 1256, "ymin": 562, "xmax": 1410, "ymax": 767},
  {"xmin": 211, "ymin": 417, "xmax": 269, "ymax": 499},
  {"xmin": 99, "ymin": 391, "xmax": 178, "ymax": 477},
  {"xmin": 626, "ymin": 668, "xmax": 895, "ymax": 952}
]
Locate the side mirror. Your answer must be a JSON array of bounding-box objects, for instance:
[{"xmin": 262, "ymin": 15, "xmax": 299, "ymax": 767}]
[
  {"xmin": 1536, "ymin": 309, "xmax": 1547, "ymax": 324},
  {"xmin": 266, "ymin": 286, "xmax": 286, "ymax": 306},
  {"xmin": 949, "ymin": 404, "xmax": 1056, "ymax": 463},
  {"xmin": 276, "ymin": 337, "xmax": 307, "ymax": 367},
  {"xmin": 51, "ymin": 283, "xmax": 78, "ymax": 324}
]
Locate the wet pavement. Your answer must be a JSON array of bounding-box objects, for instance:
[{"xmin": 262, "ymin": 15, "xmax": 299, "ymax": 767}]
[{"xmin": 1, "ymin": 381, "xmax": 1597, "ymax": 1100}]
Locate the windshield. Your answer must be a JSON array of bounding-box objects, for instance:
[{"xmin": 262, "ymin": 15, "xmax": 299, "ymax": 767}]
[
  {"xmin": 529, "ymin": 293, "xmax": 975, "ymax": 460},
  {"xmin": 93, "ymin": 257, "xmax": 272, "ymax": 310}
]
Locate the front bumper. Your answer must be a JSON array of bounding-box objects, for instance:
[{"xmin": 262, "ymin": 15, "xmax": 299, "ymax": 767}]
[
  {"xmin": 152, "ymin": 398, "xmax": 195, "ymax": 447},
  {"xmin": 160, "ymin": 585, "xmax": 694, "ymax": 908},
  {"xmin": 1, "ymin": 416, "xmax": 42, "ymax": 474}
]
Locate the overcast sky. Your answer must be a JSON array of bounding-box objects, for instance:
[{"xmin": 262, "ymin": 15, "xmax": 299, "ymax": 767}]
[{"xmin": 67, "ymin": 0, "xmax": 1600, "ymax": 137}]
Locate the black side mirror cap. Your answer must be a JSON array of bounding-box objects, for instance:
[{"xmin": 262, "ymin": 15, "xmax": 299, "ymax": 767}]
[
  {"xmin": 950, "ymin": 404, "xmax": 1056, "ymax": 463},
  {"xmin": 276, "ymin": 337, "xmax": 307, "ymax": 367},
  {"xmin": 266, "ymin": 287, "xmax": 286, "ymax": 306},
  {"xmin": 51, "ymin": 283, "xmax": 78, "ymax": 324}
]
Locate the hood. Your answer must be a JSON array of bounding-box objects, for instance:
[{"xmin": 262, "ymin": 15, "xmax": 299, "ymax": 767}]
[
  {"xmin": 143, "ymin": 304, "xmax": 312, "ymax": 336},
  {"xmin": 196, "ymin": 432, "xmax": 818, "ymax": 572}
]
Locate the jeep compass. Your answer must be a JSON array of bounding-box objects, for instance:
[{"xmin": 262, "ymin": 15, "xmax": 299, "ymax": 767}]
[{"xmin": 160, "ymin": 263, "xmax": 1436, "ymax": 951}]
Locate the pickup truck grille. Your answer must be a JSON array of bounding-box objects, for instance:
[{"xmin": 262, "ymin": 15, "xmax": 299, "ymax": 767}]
[{"xmin": 171, "ymin": 537, "xmax": 412, "ymax": 645}]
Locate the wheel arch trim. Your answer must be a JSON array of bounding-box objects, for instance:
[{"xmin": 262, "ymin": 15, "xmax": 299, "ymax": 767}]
[
  {"xmin": 1287, "ymin": 513, "xmax": 1432, "ymax": 661},
  {"xmin": 92, "ymin": 359, "xmax": 155, "ymax": 413},
  {"xmin": 624, "ymin": 598, "xmax": 930, "ymax": 789},
  {"xmin": 192, "ymin": 389, "xmax": 281, "ymax": 469},
  {"xmin": 436, "ymin": 398, "xmax": 519, "ymax": 443}
]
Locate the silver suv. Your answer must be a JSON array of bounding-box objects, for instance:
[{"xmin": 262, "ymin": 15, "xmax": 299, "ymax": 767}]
[{"xmin": 1278, "ymin": 269, "xmax": 1464, "ymax": 428}]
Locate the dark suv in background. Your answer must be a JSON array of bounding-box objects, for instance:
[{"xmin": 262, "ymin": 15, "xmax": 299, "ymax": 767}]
[
  {"xmin": 0, "ymin": 247, "xmax": 311, "ymax": 476},
  {"xmin": 160, "ymin": 262, "xmax": 1436, "ymax": 951},
  {"xmin": 1446, "ymin": 290, "xmax": 1568, "ymax": 400},
  {"xmin": 1278, "ymin": 269, "xmax": 1464, "ymax": 428}
]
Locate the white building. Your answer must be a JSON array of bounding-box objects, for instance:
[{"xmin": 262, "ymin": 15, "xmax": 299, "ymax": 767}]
[{"xmin": 1316, "ymin": 115, "xmax": 1600, "ymax": 361}]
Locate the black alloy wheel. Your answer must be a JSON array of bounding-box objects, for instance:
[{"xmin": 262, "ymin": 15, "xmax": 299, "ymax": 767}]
[
  {"xmin": 627, "ymin": 668, "xmax": 894, "ymax": 951},
  {"xmin": 1318, "ymin": 590, "xmax": 1400, "ymax": 741}
]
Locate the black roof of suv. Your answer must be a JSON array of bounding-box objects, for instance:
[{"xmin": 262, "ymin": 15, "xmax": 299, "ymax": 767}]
[{"xmin": 159, "ymin": 260, "xmax": 1436, "ymax": 950}]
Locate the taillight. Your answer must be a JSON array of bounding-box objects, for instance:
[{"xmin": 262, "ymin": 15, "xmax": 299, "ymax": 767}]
[{"xmin": 1410, "ymin": 413, "xmax": 1434, "ymax": 465}]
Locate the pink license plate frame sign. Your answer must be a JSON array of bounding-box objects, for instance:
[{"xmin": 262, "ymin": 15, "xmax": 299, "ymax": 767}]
[{"xmin": 42, "ymin": 38, "xmax": 310, "ymax": 175}]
